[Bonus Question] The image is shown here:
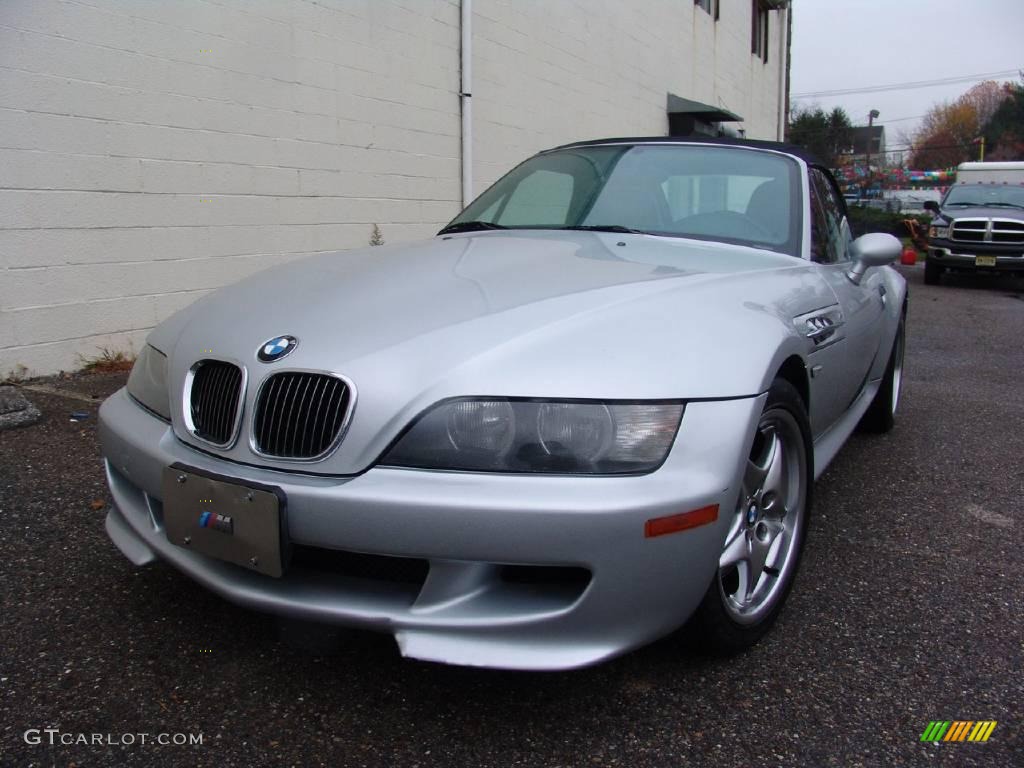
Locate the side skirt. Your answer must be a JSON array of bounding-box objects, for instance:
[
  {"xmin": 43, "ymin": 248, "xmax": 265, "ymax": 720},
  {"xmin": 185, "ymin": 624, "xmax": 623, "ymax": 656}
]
[{"xmin": 811, "ymin": 378, "xmax": 881, "ymax": 480}]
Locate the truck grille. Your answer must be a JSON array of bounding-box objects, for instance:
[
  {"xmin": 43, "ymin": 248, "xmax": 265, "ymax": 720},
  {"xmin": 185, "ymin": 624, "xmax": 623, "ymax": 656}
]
[
  {"xmin": 188, "ymin": 360, "xmax": 244, "ymax": 446},
  {"xmin": 951, "ymin": 218, "xmax": 1024, "ymax": 245},
  {"xmin": 992, "ymin": 219, "xmax": 1024, "ymax": 244},
  {"xmin": 951, "ymin": 219, "xmax": 986, "ymax": 242},
  {"xmin": 253, "ymin": 372, "xmax": 351, "ymax": 459}
]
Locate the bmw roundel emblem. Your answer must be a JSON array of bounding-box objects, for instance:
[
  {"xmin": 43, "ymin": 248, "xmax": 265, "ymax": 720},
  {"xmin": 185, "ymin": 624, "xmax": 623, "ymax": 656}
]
[{"xmin": 257, "ymin": 335, "xmax": 298, "ymax": 363}]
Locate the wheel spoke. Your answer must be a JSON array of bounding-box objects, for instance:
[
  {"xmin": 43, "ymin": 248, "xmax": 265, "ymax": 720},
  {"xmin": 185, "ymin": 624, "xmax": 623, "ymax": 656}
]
[
  {"xmin": 743, "ymin": 457, "xmax": 767, "ymax": 498},
  {"xmin": 723, "ymin": 513, "xmax": 744, "ymax": 549},
  {"xmin": 761, "ymin": 429, "xmax": 785, "ymax": 499},
  {"xmin": 745, "ymin": 426, "xmax": 780, "ymax": 496},
  {"xmin": 761, "ymin": 520, "xmax": 787, "ymax": 570},
  {"xmin": 737, "ymin": 560, "xmax": 758, "ymax": 602},
  {"xmin": 719, "ymin": 527, "xmax": 749, "ymax": 570},
  {"xmin": 745, "ymin": 536, "xmax": 771, "ymax": 598},
  {"xmin": 741, "ymin": 428, "xmax": 770, "ymax": 493}
]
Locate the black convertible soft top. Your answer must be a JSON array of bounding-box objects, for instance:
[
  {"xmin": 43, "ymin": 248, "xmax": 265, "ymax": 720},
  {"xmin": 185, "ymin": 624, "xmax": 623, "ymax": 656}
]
[{"xmin": 546, "ymin": 136, "xmax": 822, "ymax": 167}]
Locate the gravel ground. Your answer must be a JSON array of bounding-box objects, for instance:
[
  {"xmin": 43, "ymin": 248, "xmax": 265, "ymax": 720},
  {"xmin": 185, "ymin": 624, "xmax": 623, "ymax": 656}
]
[{"xmin": 1, "ymin": 265, "xmax": 1021, "ymax": 767}]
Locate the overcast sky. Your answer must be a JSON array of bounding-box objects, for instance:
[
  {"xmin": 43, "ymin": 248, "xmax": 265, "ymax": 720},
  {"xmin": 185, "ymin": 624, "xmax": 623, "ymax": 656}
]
[{"xmin": 790, "ymin": 0, "xmax": 1024, "ymax": 152}]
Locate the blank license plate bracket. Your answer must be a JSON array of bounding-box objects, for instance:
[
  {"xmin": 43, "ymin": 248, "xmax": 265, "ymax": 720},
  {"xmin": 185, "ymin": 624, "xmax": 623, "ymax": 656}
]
[{"xmin": 162, "ymin": 463, "xmax": 288, "ymax": 577}]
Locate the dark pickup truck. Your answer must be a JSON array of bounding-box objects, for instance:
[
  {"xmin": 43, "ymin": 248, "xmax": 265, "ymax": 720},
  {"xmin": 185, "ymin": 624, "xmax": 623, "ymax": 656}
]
[{"xmin": 924, "ymin": 183, "xmax": 1024, "ymax": 285}]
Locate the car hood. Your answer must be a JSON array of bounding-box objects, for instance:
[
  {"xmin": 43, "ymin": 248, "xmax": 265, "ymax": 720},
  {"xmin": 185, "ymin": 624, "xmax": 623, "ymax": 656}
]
[
  {"xmin": 938, "ymin": 205, "xmax": 1024, "ymax": 220},
  {"xmin": 153, "ymin": 231, "xmax": 833, "ymax": 473}
]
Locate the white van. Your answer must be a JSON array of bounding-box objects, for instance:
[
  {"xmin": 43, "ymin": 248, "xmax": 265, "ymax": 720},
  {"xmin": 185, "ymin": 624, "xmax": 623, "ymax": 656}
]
[{"xmin": 955, "ymin": 161, "xmax": 1024, "ymax": 185}]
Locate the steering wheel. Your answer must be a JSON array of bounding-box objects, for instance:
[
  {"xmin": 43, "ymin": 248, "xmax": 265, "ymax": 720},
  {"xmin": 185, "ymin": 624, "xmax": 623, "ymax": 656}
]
[{"xmin": 738, "ymin": 213, "xmax": 775, "ymax": 240}]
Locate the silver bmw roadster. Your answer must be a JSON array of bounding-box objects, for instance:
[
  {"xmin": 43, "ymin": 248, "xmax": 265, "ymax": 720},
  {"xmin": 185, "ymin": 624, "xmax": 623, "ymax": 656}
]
[{"xmin": 99, "ymin": 138, "xmax": 907, "ymax": 670}]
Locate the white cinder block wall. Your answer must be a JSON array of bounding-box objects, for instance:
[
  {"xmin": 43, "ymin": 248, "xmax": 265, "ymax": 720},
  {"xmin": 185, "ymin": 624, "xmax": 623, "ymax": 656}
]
[
  {"xmin": 471, "ymin": 0, "xmax": 786, "ymax": 189},
  {"xmin": 0, "ymin": 0, "xmax": 787, "ymax": 376}
]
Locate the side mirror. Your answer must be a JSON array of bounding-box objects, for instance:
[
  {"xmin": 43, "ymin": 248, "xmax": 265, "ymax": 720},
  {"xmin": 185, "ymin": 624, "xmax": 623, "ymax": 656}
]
[
  {"xmin": 847, "ymin": 232, "xmax": 901, "ymax": 285},
  {"xmin": 923, "ymin": 200, "xmax": 940, "ymax": 214}
]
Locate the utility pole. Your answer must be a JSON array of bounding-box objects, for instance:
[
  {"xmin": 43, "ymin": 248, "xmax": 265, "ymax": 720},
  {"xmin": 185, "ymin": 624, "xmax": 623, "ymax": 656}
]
[{"xmin": 865, "ymin": 109, "xmax": 880, "ymax": 198}]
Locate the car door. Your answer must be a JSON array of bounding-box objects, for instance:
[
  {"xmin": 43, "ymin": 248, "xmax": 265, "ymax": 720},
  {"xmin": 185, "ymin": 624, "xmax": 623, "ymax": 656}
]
[{"xmin": 807, "ymin": 167, "xmax": 887, "ymax": 432}]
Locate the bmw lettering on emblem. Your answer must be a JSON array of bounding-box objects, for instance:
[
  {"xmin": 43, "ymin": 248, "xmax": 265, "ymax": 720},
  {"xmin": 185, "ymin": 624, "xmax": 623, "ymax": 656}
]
[{"xmin": 257, "ymin": 335, "xmax": 298, "ymax": 363}]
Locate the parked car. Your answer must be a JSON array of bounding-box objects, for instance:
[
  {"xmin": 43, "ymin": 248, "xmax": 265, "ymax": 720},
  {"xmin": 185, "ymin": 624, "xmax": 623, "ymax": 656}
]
[
  {"xmin": 885, "ymin": 189, "xmax": 942, "ymax": 214},
  {"xmin": 99, "ymin": 137, "xmax": 906, "ymax": 670},
  {"xmin": 851, "ymin": 198, "xmax": 901, "ymax": 213},
  {"xmin": 924, "ymin": 164, "xmax": 1024, "ymax": 284}
]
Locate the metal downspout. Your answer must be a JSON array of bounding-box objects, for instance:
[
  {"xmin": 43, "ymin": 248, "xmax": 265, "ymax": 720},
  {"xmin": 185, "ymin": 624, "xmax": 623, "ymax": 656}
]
[
  {"xmin": 460, "ymin": 0, "xmax": 473, "ymax": 207},
  {"xmin": 777, "ymin": 5, "xmax": 788, "ymax": 141}
]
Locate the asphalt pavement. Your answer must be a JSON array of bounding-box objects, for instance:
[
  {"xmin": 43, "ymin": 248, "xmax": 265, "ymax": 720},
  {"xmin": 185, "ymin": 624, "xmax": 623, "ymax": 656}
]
[{"xmin": 1, "ymin": 264, "xmax": 1021, "ymax": 767}]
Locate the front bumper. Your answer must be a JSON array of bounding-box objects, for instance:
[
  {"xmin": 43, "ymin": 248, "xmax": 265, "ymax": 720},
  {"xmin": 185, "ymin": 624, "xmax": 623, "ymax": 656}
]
[
  {"xmin": 928, "ymin": 245, "xmax": 1024, "ymax": 273},
  {"xmin": 99, "ymin": 387, "xmax": 763, "ymax": 670}
]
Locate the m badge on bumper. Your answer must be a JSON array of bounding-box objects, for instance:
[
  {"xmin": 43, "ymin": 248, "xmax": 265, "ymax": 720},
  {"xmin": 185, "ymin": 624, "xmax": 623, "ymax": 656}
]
[{"xmin": 198, "ymin": 511, "xmax": 233, "ymax": 534}]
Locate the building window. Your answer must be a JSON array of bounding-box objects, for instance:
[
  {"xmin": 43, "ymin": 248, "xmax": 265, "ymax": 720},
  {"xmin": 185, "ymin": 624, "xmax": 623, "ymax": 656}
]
[
  {"xmin": 695, "ymin": 0, "xmax": 719, "ymax": 20},
  {"xmin": 752, "ymin": 1, "xmax": 769, "ymax": 62}
]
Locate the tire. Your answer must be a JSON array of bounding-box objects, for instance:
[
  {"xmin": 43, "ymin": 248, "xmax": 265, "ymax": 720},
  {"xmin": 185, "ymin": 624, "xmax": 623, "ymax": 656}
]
[
  {"xmin": 924, "ymin": 259, "xmax": 942, "ymax": 285},
  {"xmin": 859, "ymin": 312, "xmax": 905, "ymax": 434},
  {"xmin": 688, "ymin": 378, "xmax": 812, "ymax": 655}
]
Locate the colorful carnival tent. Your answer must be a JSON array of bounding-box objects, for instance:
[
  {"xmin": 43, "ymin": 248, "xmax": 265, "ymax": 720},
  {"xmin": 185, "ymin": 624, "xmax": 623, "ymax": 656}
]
[{"xmin": 832, "ymin": 165, "xmax": 957, "ymax": 186}]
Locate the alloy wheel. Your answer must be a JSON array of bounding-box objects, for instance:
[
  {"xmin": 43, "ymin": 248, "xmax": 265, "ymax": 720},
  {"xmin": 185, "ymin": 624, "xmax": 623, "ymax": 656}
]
[
  {"xmin": 718, "ymin": 407, "xmax": 807, "ymax": 625},
  {"xmin": 891, "ymin": 322, "xmax": 905, "ymax": 415}
]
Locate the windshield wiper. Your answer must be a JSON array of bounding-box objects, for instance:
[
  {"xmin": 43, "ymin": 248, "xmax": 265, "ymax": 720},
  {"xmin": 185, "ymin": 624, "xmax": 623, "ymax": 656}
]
[
  {"xmin": 438, "ymin": 220, "xmax": 508, "ymax": 235},
  {"xmin": 945, "ymin": 202, "xmax": 983, "ymax": 206},
  {"xmin": 564, "ymin": 224, "xmax": 643, "ymax": 234},
  {"xmin": 984, "ymin": 202, "xmax": 1024, "ymax": 209}
]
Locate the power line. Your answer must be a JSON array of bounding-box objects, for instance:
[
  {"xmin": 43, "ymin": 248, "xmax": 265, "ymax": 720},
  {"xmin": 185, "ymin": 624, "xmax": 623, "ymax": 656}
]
[
  {"xmin": 840, "ymin": 111, "xmax": 925, "ymax": 124},
  {"xmin": 884, "ymin": 143, "xmax": 971, "ymax": 152},
  {"xmin": 882, "ymin": 114, "xmax": 926, "ymax": 124},
  {"xmin": 786, "ymin": 124, "xmax": 978, "ymax": 150},
  {"xmin": 792, "ymin": 68, "xmax": 1020, "ymax": 99},
  {"xmin": 786, "ymin": 133, "xmax": 984, "ymax": 158}
]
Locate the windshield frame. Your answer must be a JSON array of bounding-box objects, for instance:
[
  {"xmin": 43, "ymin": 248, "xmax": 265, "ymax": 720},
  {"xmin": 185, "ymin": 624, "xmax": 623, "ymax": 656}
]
[{"xmin": 442, "ymin": 142, "xmax": 805, "ymax": 257}]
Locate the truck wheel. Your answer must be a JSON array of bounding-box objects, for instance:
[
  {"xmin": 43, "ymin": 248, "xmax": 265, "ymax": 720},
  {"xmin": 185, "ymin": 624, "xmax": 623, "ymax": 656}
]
[{"xmin": 924, "ymin": 259, "xmax": 942, "ymax": 285}]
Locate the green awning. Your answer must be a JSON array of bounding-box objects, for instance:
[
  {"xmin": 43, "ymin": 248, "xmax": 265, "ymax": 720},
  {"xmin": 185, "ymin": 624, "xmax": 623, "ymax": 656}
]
[{"xmin": 666, "ymin": 94, "xmax": 742, "ymax": 123}]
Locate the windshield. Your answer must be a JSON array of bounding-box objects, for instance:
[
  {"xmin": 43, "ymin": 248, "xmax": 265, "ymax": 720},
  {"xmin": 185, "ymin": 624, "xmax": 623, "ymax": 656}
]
[
  {"xmin": 943, "ymin": 184, "xmax": 1024, "ymax": 208},
  {"xmin": 445, "ymin": 144, "xmax": 802, "ymax": 255}
]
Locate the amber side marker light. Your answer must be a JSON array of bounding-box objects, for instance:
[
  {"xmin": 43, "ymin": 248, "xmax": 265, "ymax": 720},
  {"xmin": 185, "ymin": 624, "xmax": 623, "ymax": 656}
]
[{"xmin": 645, "ymin": 504, "xmax": 719, "ymax": 538}]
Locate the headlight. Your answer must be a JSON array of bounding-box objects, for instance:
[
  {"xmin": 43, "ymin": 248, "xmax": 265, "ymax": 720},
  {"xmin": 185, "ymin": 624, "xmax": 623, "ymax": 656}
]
[
  {"xmin": 381, "ymin": 399, "xmax": 684, "ymax": 474},
  {"xmin": 126, "ymin": 344, "xmax": 170, "ymax": 420},
  {"xmin": 929, "ymin": 225, "xmax": 950, "ymax": 239}
]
